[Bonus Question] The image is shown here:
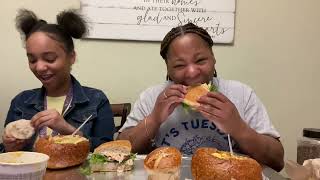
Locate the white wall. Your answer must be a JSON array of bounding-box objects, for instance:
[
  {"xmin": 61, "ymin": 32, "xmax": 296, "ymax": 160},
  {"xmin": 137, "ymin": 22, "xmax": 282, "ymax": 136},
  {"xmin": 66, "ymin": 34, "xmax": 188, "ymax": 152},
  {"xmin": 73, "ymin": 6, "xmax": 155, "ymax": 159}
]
[{"xmin": 1, "ymin": 0, "xmax": 320, "ymax": 172}]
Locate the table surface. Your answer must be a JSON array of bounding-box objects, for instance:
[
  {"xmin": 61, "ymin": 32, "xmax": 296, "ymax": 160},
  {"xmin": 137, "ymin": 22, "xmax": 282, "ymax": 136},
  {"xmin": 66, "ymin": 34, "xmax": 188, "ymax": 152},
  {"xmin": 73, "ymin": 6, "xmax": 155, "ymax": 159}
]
[{"xmin": 44, "ymin": 155, "xmax": 287, "ymax": 180}]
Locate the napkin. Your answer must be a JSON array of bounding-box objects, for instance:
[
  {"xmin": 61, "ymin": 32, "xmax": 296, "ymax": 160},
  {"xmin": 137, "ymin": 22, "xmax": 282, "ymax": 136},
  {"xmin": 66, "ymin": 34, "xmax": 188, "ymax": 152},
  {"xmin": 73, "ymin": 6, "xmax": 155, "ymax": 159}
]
[{"xmin": 285, "ymin": 158, "xmax": 320, "ymax": 180}]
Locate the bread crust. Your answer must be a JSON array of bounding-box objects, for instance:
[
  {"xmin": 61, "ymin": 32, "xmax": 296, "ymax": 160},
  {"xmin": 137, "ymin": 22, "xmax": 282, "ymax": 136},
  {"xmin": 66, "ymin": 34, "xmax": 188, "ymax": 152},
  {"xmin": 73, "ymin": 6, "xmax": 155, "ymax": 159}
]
[
  {"xmin": 5, "ymin": 119, "xmax": 35, "ymax": 139},
  {"xmin": 191, "ymin": 148, "xmax": 262, "ymax": 180},
  {"xmin": 94, "ymin": 140, "xmax": 131, "ymax": 153},
  {"xmin": 183, "ymin": 84, "xmax": 210, "ymax": 108},
  {"xmin": 34, "ymin": 135, "xmax": 90, "ymax": 169},
  {"xmin": 144, "ymin": 147, "xmax": 182, "ymax": 173}
]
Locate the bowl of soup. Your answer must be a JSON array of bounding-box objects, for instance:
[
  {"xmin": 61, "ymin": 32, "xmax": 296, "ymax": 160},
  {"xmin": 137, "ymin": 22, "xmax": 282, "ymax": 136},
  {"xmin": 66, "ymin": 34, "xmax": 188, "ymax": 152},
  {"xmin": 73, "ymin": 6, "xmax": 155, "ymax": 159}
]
[{"xmin": 0, "ymin": 151, "xmax": 49, "ymax": 180}]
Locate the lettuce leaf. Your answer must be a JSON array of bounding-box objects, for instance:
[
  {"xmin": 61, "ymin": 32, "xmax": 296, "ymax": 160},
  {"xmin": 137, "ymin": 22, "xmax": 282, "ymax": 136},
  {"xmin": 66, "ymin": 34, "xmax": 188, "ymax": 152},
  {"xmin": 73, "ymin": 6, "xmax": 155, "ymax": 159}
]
[
  {"xmin": 89, "ymin": 153, "xmax": 108, "ymax": 164},
  {"xmin": 80, "ymin": 153, "xmax": 137, "ymax": 175},
  {"xmin": 79, "ymin": 163, "xmax": 91, "ymax": 176},
  {"xmin": 208, "ymin": 83, "xmax": 218, "ymax": 92},
  {"xmin": 120, "ymin": 153, "xmax": 137, "ymax": 165},
  {"xmin": 182, "ymin": 102, "xmax": 192, "ymax": 113},
  {"xmin": 129, "ymin": 153, "xmax": 137, "ymax": 160},
  {"xmin": 80, "ymin": 153, "xmax": 107, "ymax": 175}
]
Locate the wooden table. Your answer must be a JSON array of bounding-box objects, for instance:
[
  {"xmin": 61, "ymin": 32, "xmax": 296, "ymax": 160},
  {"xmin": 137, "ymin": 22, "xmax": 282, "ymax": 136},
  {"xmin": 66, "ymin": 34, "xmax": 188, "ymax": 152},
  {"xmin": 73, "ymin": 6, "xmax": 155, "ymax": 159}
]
[{"xmin": 44, "ymin": 155, "xmax": 287, "ymax": 180}]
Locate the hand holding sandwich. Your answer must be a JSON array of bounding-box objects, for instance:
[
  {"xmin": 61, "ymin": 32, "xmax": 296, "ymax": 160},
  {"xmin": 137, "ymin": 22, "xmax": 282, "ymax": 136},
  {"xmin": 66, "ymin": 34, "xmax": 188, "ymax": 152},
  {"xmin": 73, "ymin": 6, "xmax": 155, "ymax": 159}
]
[
  {"xmin": 151, "ymin": 84, "xmax": 186, "ymax": 124},
  {"xmin": 2, "ymin": 119, "xmax": 34, "ymax": 152},
  {"xmin": 2, "ymin": 131, "xmax": 29, "ymax": 152},
  {"xmin": 196, "ymin": 91, "xmax": 245, "ymax": 136},
  {"xmin": 118, "ymin": 84, "xmax": 187, "ymax": 153}
]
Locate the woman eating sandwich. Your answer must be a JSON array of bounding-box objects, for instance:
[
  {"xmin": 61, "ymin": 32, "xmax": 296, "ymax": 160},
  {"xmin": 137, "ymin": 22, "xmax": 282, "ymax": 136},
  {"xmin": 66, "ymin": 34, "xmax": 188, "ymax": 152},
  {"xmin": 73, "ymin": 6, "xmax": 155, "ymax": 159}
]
[{"xmin": 118, "ymin": 23, "xmax": 284, "ymax": 171}]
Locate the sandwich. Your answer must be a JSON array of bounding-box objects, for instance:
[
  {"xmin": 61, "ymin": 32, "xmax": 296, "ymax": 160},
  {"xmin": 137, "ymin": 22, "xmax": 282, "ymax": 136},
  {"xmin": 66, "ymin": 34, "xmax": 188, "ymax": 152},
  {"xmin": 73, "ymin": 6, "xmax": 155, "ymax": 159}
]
[
  {"xmin": 5, "ymin": 119, "xmax": 35, "ymax": 139},
  {"xmin": 191, "ymin": 147, "xmax": 262, "ymax": 180},
  {"xmin": 34, "ymin": 135, "xmax": 90, "ymax": 169},
  {"xmin": 82, "ymin": 140, "xmax": 136, "ymax": 174},
  {"xmin": 144, "ymin": 147, "xmax": 182, "ymax": 180},
  {"xmin": 183, "ymin": 83, "xmax": 217, "ymax": 109}
]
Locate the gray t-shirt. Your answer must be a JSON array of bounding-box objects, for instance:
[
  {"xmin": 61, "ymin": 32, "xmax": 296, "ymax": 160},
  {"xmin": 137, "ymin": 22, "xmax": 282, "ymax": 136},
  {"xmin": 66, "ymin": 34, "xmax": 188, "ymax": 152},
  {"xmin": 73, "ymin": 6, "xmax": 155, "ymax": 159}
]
[{"xmin": 120, "ymin": 77, "xmax": 280, "ymax": 155}]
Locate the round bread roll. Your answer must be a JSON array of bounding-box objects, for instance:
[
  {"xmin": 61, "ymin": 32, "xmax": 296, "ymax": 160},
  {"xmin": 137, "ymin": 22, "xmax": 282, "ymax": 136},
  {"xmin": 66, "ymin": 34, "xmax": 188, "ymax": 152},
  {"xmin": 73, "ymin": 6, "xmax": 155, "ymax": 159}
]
[
  {"xmin": 5, "ymin": 119, "xmax": 35, "ymax": 139},
  {"xmin": 34, "ymin": 135, "xmax": 90, "ymax": 169},
  {"xmin": 192, "ymin": 148, "xmax": 262, "ymax": 180},
  {"xmin": 144, "ymin": 147, "xmax": 182, "ymax": 180}
]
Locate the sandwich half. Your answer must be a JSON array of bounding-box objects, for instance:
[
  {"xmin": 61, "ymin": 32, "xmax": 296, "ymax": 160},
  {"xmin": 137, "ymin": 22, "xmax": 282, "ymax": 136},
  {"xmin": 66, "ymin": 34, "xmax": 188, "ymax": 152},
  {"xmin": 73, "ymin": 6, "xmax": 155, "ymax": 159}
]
[{"xmin": 84, "ymin": 140, "xmax": 136, "ymax": 173}]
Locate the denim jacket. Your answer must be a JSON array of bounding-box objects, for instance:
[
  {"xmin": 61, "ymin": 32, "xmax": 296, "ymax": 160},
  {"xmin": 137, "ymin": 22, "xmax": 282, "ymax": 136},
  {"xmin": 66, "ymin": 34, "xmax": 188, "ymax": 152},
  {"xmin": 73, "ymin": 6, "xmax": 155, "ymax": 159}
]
[{"xmin": 5, "ymin": 75, "xmax": 115, "ymax": 152}]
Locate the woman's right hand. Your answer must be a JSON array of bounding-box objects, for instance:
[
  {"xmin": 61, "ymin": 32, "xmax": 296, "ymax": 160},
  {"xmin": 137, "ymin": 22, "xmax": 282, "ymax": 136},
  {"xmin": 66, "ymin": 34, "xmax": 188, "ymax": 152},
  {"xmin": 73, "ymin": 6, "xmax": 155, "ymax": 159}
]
[
  {"xmin": 2, "ymin": 130, "xmax": 28, "ymax": 152},
  {"xmin": 150, "ymin": 84, "xmax": 187, "ymax": 124}
]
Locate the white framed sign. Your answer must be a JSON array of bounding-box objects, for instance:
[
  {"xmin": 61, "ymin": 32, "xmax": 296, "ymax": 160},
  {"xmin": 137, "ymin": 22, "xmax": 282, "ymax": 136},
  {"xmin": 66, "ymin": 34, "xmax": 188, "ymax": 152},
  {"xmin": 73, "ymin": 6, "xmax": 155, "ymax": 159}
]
[{"xmin": 81, "ymin": 0, "xmax": 235, "ymax": 43}]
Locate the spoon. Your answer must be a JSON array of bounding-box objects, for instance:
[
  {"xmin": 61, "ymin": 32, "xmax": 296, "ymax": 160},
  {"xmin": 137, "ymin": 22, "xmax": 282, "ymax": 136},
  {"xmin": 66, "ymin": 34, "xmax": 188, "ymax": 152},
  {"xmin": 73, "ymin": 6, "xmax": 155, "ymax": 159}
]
[
  {"xmin": 227, "ymin": 134, "xmax": 234, "ymax": 156},
  {"xmin": 72, "ymin": 114, "xmax": 92, "ymax": 136}
]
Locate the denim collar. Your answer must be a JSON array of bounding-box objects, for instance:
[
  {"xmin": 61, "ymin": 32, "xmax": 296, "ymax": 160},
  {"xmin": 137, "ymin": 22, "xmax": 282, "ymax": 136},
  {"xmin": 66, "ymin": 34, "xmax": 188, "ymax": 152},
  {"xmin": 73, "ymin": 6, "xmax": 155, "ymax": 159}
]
[{"xmin": 24, "ymin": 75, "xmax": 89, "ymax": 112}]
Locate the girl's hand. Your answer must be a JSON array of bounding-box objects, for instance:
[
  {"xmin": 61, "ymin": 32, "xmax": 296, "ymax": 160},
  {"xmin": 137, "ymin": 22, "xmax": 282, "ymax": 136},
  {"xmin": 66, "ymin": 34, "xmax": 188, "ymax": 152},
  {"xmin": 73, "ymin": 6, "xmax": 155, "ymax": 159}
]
[{"xmin": 31, "ymin": 109, "xmax": 76, "ymax": 135}]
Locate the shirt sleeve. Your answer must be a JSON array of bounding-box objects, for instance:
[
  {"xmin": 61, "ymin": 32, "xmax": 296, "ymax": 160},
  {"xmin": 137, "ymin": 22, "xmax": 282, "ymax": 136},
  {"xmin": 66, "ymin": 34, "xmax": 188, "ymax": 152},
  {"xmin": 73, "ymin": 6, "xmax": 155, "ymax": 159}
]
[
  {"xmin": 87, "ymin": 94, "xmax": 115, "ymax": 151},
  {"xmin": 244, "ymin": 89, "xmax": 280, "ymax": 138}
]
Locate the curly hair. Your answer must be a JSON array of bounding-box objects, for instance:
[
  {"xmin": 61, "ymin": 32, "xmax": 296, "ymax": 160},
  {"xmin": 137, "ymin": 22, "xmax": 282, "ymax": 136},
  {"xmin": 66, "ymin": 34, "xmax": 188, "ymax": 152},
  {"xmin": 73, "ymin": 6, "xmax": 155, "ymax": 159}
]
[{"xmin": 15, "ymin": 9, "xmax": 88, "ymax": 54}]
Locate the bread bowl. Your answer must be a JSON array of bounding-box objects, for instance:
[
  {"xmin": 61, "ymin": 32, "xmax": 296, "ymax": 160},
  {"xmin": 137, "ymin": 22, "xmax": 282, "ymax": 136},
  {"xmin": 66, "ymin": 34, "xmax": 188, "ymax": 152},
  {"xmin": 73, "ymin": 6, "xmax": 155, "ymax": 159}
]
[
  {"xmin": 191, "ymin": 147, "xmax": 262, "ymax": 180},
  {"xmin": 34, "ymin": 135, "xmax": 90, "ymax": 169},
  {"xmin": 144, "ymin": 147, "xmax": 182, "ymax": 180}
]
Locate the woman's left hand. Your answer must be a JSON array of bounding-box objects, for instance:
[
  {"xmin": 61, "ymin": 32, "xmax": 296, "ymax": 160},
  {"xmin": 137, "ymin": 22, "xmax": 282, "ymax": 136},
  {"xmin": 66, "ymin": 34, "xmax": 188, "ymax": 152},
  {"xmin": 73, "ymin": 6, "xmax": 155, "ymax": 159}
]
[
  {"xmin": 196, "ymin": 91, "xmax": 245, "ymax": 136},
  {"xmin": 30, "ymin": 109, "xmax": 75, "ymax": 135}
]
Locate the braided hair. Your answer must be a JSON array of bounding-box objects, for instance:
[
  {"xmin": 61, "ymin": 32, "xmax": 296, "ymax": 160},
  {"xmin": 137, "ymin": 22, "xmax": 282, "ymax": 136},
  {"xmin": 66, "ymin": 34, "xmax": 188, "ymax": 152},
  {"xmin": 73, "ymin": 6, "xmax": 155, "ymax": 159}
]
[
  {"xmin": 160, "ymin": 23, "xmax": 217, "ymax": 78},
  {"xmin": 160, "ymin": 23, "xmax": 213, "ymax": 60},
  {"xmin": 15, "ymin": 9, "xmax": 88, "ymax": 54}
]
